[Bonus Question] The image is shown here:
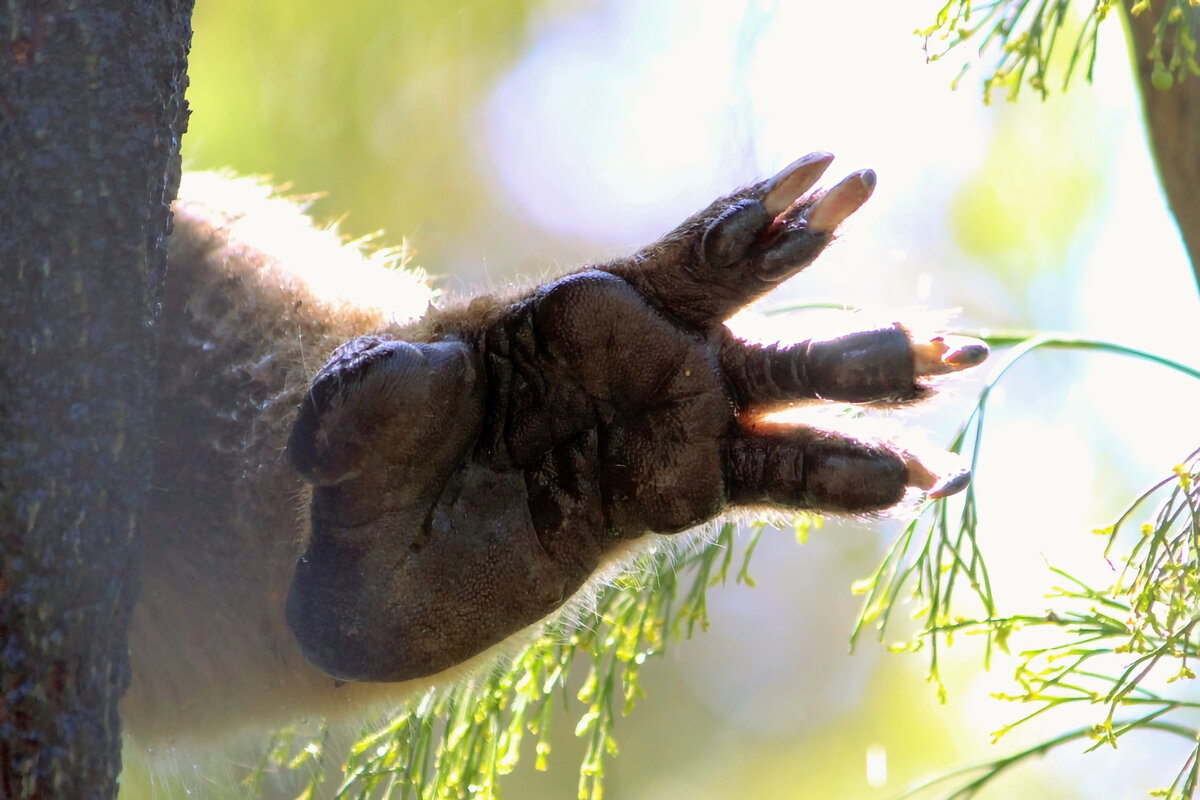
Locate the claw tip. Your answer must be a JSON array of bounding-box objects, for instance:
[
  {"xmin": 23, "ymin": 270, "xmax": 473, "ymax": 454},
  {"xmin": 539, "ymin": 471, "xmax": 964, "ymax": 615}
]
[
  {"xmin": 928, "ymin": 469, "xmax": 971, "ymax": 499},
  {"xmin": 858, "ymin": 169, "xmax": 877, "ymax": 194},
  {"xmin": 944, "ymin": 342, "xmax": 989, "ymax": 369},
  {"xmin": 763, "ymin": 152, "xmax": 836, "ymax": 216},
  {"xmin": 804, "ymin": 168, "xmax": 876, "ymax": 233}
]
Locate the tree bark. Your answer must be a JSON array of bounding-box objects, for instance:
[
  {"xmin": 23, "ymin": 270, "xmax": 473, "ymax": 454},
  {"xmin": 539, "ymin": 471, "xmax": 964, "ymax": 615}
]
[
  {"xmin": 1122, "ymin": 0, "xmax": 1200, "ymax": 290},
  {"xmin": 0, "ymin": 2, "xmax": 193, "ymax": 798}
]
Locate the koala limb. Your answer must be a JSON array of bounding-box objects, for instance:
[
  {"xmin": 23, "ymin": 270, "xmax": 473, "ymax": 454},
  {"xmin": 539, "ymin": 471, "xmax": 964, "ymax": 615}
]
[
  {"xmin": 129, "ymin": 158, "xmax": 986, "ymax": 745},
  {"xmin": 283, "ymin": 154, "xmax": 988, "ymax": 684}
]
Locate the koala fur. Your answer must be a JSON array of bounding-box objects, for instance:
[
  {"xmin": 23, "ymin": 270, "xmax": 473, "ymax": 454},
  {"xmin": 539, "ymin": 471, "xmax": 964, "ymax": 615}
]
[
  {"xmin": 126, "ymin": 173, "xmax": 444, "ymax": 745},
  {"xmin": 127, "ymin": 163, "xmax": 981, "ymax": 751}
]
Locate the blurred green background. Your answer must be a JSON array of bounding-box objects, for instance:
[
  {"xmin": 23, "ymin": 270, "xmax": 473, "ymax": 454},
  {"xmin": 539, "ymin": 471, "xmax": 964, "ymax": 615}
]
[{"xmin": 126, "ymin": 1, "xmax": 1200, "ymax": 797}]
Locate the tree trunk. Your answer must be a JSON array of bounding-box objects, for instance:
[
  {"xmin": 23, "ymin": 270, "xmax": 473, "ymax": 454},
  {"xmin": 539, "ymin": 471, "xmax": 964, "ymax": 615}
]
[
  {"xmin": 0, "ymin": 2, "xmax": 193, "ymax": 797},
  {"xmin": 1122, "ymin": 0, "xmax": 1200, "ymax": 290}
]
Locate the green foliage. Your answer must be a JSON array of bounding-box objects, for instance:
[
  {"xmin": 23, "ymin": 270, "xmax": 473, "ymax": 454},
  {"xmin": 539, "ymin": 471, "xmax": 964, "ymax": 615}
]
[
  {"xmin": 851, "ymin": 333, "xmax": 1200, "ymax": 798},
  {"xmin": 918, "ymin": 0, "xmax": 1200, "ymax": 101},
  {"xmin": 897, "ymin": 450, "xmax": 1200, "ymax": 799}
]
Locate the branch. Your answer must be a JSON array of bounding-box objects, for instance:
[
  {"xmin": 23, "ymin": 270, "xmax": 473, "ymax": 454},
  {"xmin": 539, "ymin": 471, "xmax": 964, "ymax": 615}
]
[
  {"xmin": 0, "ymin": 1, "xmax": 192, "ymax": 796},
  {"xmin": 1122, "ymin": 0, "xmax": 1200, "ymax": 290}
]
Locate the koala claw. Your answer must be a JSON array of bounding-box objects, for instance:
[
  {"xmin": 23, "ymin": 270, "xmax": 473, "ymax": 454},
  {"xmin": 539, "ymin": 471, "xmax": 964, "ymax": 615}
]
[
  {"xmin": 928, "ymin": 467, "xmax": 973, "ymax": 500},
  {"xmin": 913, "ymin": 335, "xmax": 990, "ymax": 377},
  {"xmin": 762, "ymin": 151, "xmax": 835, "ymax": 216},
  {"xmin": 904, "ymin": 453, "xmax": 972, "ymax": 499},
  {"xmin": 804, "ymin": 169, "xmax": 877, "ymax": 233}
]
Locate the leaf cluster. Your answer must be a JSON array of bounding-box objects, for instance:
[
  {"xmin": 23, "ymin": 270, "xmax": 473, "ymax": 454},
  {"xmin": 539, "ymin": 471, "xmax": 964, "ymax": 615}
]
[
  {"xmin": 900, "ymin": 449, "xmax": 1200, "ymax": 799},
  {"xmin": 851, "ymin": 333, "xmax": 1200, "ymax": 798},
  {"xmin": 919, "ymin": 0, "xmax": 1200, "ymax": 101}
]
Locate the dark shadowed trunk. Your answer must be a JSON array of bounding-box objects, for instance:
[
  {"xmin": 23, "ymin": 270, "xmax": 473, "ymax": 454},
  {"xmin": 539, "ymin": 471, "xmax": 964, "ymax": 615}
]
[
  {"xmin": 1122, "ymin": 0, "xmax": 1200, "ymax": 290},
  {"xmin": 0, "ymin": 2, "xmax": 193, "ymax": 797}
]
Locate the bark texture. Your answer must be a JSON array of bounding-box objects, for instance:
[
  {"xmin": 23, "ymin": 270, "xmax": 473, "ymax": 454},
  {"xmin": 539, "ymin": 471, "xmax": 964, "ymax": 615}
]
[
  {"xmin": 0, "ymin": 2, "xmax": 193, "ymax": 797},
  {"xmin": 1123, "ymin": 0, "xmax": 1200, "ymax": 290}
]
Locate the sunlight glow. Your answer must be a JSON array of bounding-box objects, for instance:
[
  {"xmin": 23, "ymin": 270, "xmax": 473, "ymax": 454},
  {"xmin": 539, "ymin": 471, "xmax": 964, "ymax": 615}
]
[{"xmin": 866, "ymin": 744, "xmax": 888, "ymax": 788}]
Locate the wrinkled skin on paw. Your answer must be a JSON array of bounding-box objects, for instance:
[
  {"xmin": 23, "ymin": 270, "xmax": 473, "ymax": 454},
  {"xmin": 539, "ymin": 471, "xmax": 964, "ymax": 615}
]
[{"xmin": 285, "ymin": 153, "xmax": 988, "ymax": 682}]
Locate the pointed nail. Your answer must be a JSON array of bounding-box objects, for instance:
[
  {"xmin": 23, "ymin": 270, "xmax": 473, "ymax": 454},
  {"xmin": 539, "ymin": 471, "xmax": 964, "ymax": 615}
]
[
  {"xmin": 762, "ymin": 151, "xmax": 835, "ymax": 216},
  {"xmin": 943, "ymin": 339, "xmax": 989, "ymax": 370},
  {"xmin": 804, "ymin": 169, "xmax": 876, "ymax": 233},
  {"xmin": 928, "ymin": 468, "xmax": 971, "ymax": 499},
  {"xmin": 904, "ymin": 451, "xmax": 971, "ymax": 498},
  {"xmin": 913, "ymin": 335, "xmax": 990, "ymax": 376}
]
